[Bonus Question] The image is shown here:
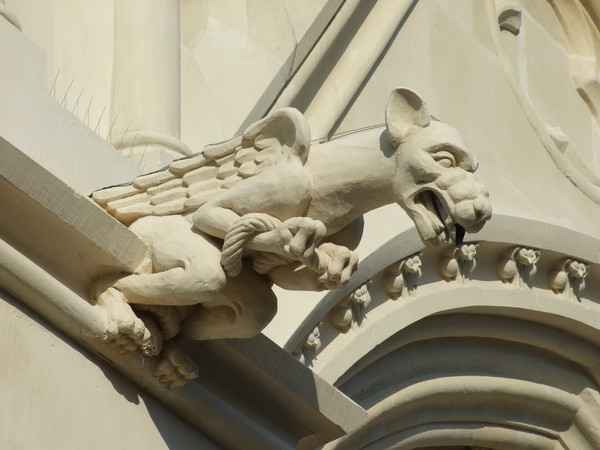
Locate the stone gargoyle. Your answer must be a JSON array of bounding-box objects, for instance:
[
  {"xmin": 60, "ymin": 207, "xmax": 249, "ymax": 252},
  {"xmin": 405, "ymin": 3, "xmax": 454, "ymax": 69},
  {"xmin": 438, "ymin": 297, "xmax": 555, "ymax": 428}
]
[{"xmin": 92, "ymin": 88, "xmax": 491, "ymax": 386}]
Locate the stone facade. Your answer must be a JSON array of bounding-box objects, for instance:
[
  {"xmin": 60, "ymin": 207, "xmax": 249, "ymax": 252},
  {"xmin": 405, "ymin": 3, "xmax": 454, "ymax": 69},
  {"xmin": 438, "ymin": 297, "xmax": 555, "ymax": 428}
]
[{"xmin": 2, "ymin": 1, "xmax": 600, "ymax": 449}]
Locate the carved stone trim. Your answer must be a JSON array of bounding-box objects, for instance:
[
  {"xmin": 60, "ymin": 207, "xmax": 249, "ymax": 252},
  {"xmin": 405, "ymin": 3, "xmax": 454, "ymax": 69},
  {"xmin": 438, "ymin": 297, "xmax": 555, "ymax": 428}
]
[
  {"xmin": 288, "ymin": 228, "xmax": 599, "ymax": 372},
  {"xmin": 549, "ymin": 258, "xmax": 589, "ymax": 299},
  {"xmin": 497, "ymin": 247, "xmax": 540, "ymax": 288},
  {"xmin": 292, "ymin": 326, "xmax": 322, "ymax": 365},
  {"xmin": 438, "ymin": 243, "xmax": 478, "ymax": 282},
  {"xmin": 329, "ymin": 281, "xmax": 372, "ymax": 332},
  {"xmin": 112, "ymin": 129, "xmax": 193, "ymax": 157},
  {"xmin": 383, "ymin": 254, "xmax": 422, "ymax": 300}
]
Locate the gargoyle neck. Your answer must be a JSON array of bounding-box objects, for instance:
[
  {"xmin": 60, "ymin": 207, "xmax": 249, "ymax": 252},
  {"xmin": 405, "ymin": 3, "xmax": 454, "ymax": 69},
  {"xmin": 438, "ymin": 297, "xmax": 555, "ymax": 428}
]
[{"xmin": 306, "ymin": 143, "xmax": 397, "ymax": 232}]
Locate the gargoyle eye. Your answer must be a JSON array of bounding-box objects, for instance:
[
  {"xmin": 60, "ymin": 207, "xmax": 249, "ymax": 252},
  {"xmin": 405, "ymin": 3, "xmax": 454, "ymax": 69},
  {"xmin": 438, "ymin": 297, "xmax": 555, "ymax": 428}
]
[{"xmin": 432, "ymin": 150, "xmax": 456, "ymax": 168}]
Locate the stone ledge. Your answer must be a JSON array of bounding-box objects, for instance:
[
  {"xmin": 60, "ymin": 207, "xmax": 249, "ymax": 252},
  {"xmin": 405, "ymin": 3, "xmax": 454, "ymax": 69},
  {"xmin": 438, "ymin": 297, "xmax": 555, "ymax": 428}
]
[
  {"xmin": 181, "ymin": 335, "xmax": 368, "ymax": 449},
  {"xmin": 0, "ymin": 136, "xmax": 148, "ymax": 296}
]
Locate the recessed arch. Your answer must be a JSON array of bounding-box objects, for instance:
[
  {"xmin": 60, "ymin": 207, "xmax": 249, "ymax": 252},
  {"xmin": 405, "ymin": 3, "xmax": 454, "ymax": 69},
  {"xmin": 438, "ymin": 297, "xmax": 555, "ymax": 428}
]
[{"xmin": 288, "ymin": 213, "xmax": 600, "ymax": 449}]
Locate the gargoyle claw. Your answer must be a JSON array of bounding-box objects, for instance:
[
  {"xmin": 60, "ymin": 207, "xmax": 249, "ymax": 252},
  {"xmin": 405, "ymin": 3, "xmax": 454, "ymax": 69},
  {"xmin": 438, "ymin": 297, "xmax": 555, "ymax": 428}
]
[
  {"xmin": 281, "ymin": 217, "xmax": 327, "ymax": 265},
  {"xmin": 315, "ymin": 243, "xmax": 358, "ymax": 290},
  {"xmin": 153, "ymin": 341, "xmax": 199, "ymax": 388}
]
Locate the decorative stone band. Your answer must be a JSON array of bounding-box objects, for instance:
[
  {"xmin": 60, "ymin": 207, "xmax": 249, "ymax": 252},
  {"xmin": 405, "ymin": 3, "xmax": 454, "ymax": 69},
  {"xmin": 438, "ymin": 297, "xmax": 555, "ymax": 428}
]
[
  {"xmin": 0, "ymin": 2, "xmax": 21, "ymax": 30},
  {"xmin": 285, "ymin": 215, "xmax": 599, "ymax": 374}
]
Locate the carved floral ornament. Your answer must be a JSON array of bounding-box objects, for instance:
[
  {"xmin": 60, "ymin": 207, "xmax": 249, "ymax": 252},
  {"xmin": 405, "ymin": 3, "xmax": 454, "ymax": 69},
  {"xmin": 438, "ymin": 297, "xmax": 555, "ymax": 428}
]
[
  {"xmin": 91, "ymin": 88, "xmax": 492, "ymax": 386},
  {"xmin": 330, "ymin": 281, "xmax": 373, "ymax": 332},
  {"xmin": 497, "ymin": 246, "xmax": 541, "ymax": 287},
  {"xmin": 383, "ymin": 254, "xmax": 422, "ymax": 300},
  {"xmin": 291, "ymin": 241, "xmax": 595, "ymax": 365}
]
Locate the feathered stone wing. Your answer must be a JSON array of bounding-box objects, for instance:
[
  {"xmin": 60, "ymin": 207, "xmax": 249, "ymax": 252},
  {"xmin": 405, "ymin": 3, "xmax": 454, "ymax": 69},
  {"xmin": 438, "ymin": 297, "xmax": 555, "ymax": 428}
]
[{"xmin": 92, "ymin": 108, "xmax": 311, "ymax": 226}]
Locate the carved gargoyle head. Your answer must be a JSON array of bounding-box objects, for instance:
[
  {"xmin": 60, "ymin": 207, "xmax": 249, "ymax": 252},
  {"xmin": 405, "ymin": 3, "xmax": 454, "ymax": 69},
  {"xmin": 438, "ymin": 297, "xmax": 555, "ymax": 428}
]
[{"xmin": 386, "ymin": 88, "xmax": 492, "ymax": 247}]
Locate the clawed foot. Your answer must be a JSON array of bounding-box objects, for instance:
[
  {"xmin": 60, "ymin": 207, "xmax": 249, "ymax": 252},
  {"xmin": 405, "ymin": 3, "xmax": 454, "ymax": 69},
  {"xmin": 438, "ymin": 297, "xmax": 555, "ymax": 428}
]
[
  {"xmin": 279, "ymin": 217, "xmax": 327, "ymax": 269},
  {"xmin": 274, "ymin": 218, "xmax": 358, "ymax": 288},
  {"xmin": 94, "ymin": 283, "xmax": 162, "ymax": 356},
  {"xmin": 314, "ymin": 243, "xmax": 359, "ymax": 289},
  {"xmin": 153, "ymin": 341, "xmax": 199, "ymax": 388}
]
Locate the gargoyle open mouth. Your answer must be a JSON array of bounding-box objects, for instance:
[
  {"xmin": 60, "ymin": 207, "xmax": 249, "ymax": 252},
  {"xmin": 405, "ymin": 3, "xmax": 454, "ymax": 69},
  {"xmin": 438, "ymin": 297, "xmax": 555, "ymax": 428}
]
[{"xmin": 414, "ymin": 191, "xmax": 465, "ymax": 247}]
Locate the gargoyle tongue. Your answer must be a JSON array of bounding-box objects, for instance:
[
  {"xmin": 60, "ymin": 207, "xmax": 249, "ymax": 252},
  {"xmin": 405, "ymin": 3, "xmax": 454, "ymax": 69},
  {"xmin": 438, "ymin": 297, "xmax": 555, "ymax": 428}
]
[
  {"xmin": 434, "ymin": 196, "xmax": 464, "ymax": 247},
  {"xmin": 454, "ymin": 224, "xmax": 465, "ymax": 247}
]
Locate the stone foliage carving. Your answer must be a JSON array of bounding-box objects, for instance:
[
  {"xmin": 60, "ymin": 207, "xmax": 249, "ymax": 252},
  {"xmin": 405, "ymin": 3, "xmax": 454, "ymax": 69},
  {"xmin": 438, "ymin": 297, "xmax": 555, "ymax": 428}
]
[
  {"xmin": 300, "ymin": 242, "xmax": 597, "ymax": 369},
  {"xmin": 383, "ymin": 254, "xmax": 422, "ymax": 299},
  {"xmin": 439, "ymin": 243, "xmax": 478, "ymax": 282},
  {"xmin": 549, "ymin": 258, "xmax": 589, "ymax": 298},
  {"xmin": 330, "ymin": 281, "xmax": 372, "ymax": 331},
  {"xmin": 497, "ymin": 247, "xmax": 540, "ymax": 288},
  {"xmin": 91, "ymin": 88, "xmax": 491, "ymax": 384},
  {"xmin": 292, "ymin": 326, "xmax": 322, "ymax": 365}
]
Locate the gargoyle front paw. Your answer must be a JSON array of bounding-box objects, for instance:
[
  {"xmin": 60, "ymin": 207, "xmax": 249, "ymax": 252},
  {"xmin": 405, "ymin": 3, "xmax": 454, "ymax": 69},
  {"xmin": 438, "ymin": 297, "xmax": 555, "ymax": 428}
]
[
  {"xmin": 279, "ymin": 217, "xmax": 327, "ymax": 269},
  {"xmin": 153, "ymin": 341, "xmax": 199, "ymax": 388},
  {"xmin": 315, "ymin": 243, "xmax": 359, "ymax": 289}
]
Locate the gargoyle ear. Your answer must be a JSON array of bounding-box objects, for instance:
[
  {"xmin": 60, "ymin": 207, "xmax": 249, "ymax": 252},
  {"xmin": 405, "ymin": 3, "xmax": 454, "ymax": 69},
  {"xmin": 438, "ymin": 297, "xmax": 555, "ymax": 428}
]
[{"xmin": 385, "ymin": 88, "xmax": 431, "ymax": 147}]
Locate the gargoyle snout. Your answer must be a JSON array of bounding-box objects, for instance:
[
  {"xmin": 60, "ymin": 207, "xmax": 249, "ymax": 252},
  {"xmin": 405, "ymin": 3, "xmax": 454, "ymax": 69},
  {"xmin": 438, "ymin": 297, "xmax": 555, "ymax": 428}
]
[{"xmin": 453, "ymin": 188, "xmax": 492, "ymax": 233}]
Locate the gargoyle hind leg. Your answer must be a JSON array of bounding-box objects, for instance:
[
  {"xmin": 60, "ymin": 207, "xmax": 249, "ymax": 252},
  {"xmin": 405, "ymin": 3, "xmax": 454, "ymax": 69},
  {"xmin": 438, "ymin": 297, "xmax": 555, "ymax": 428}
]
[
  {"xmin": 178, "ymin": 263, "xmax": 277, "ymax": 341},
  {"xmin": 115, "ymin": 215, "xmax": 227, "ymax": 306}
]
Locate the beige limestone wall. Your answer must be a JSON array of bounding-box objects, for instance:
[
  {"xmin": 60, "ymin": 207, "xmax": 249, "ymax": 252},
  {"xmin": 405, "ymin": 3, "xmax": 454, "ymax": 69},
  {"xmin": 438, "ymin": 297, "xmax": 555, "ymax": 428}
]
[
  {"xmin": 336, "ymin": 0, "xmax": 600, "ymax": 239},
  {"xmin": 0, "ymin": 290, "xmax": 217, "ymax": 450}
]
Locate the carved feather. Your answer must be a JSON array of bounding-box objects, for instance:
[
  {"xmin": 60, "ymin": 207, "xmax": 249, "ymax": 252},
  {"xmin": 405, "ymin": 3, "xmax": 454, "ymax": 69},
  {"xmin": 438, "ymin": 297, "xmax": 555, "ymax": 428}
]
[{"xmin": 92, "ymin": 108, "xmax": 311, "ymax": 226}]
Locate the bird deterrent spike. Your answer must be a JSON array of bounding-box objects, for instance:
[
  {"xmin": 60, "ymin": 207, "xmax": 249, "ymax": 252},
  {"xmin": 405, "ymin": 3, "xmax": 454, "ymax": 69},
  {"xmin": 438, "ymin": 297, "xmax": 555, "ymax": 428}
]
[
  {"xmin": 94, "ymin": 105, "xmax": 106, "ymax": 133},
  {"xmin": 71, "ymin": 88, "xmax": 84, "ymax": 116},
  {"xmin": 60, "ymin": 79, "xmax": 74, "ymax": 107},
  {"xmin": 106, "ymin": 114, "xmax": 118, "ymax": 141},
  {"xmin": 49, "ymin": 68, "xmax": 61, "ymax": 99},
  {"xmin": 83, "ymin": 96, "xmax": 94, "ymax": 126}
]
